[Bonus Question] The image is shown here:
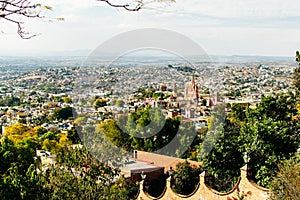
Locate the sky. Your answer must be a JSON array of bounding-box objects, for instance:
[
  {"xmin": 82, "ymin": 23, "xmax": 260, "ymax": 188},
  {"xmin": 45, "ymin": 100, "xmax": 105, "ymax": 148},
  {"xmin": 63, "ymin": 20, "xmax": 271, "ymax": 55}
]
[{"xmin": 1, "ymin": 0, "xmax": 300, "ymax": 57}]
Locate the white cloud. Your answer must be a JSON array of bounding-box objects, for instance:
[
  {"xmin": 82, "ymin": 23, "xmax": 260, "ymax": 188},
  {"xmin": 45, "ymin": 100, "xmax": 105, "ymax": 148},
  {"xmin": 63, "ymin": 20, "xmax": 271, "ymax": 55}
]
[
  {"xmin": 167, "ymin": 0, "xmax": 300, "ymax": 19},
  {"xmin": 1, "ymin": 0, "xmax": 300, "ymax": 56}
]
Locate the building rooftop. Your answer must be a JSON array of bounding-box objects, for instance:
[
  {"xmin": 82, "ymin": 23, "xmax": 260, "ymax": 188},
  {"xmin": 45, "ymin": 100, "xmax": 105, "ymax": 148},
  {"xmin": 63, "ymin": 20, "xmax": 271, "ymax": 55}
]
[{"xmin": 133, "ymin": 150, "xmax": 202, "ymax": 173}]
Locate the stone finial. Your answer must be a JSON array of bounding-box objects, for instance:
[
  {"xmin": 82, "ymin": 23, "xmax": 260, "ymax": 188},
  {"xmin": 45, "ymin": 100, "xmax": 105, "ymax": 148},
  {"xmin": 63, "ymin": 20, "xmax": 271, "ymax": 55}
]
[
  {"xmin": 240, "ymin": 164, "xmax": 247, "ymax": 179},
  {"xmin": 200, "ymin": 171, "xmax": 206, "ymax": 184},
  {"xmin": 139, "ymin": 180, "xmax": 144, "ymax": 191},
  {"xmin": 166, "ymin": 176, "xmax": 172, "ymax": 188}
]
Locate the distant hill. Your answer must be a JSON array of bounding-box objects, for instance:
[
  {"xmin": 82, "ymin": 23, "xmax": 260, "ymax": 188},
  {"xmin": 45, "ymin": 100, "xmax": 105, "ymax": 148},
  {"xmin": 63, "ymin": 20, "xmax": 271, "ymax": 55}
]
[
  {"xmin": 209, "ymin": 55, "xmax": 294, "ymax": 64},
  {"xmin": 0, "ymin": 54, "xmax": 295, "ymax": 71}
]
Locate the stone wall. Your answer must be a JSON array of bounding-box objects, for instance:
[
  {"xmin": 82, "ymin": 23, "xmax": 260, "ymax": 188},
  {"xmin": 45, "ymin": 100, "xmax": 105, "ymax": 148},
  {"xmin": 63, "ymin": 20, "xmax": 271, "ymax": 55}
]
[{"xmin": 136, "ymin": 165, "xmax": 270, "ymax": 200}]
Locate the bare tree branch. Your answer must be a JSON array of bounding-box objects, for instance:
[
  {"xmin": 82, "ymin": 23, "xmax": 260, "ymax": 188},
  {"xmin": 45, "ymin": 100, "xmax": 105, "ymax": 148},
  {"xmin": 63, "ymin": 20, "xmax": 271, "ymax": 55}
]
[
  {"xmin": 0, "ymin": 0, "xmax": 45, "ymax": 39},
  {"xmin": 98, "ymin": 0, "xmax": 144, "ymax": 11},
  {"xmin": 98, "ymin": 0, "xmax": 176, "ymax": 12}
]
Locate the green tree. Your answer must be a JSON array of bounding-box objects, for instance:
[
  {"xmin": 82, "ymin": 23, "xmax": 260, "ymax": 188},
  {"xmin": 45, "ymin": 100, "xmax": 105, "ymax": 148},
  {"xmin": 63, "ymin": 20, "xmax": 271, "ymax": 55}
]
[
  {"xmin": 201, "ymin": 98, "xmax": 207, "ymax": 106},
  {"xmin": 296, "ymin": 50, "xmax": 300, "ymax": 64},
  {"xmin": 42, "ymin": 139, "xmax": 58, "ymax": 152},
  {"xmin": 294, "ymin": 51, "xmax": 300, "ymax": 96},
  {"xmin": 0, "ymin": 135, "xmax": 137, "ymax": 199},
  {"xmin": 238, "ymin": 94, "xmax": 299, "ymax": 188},
  {"xmin": 104, "ymin": 175, "xmax": 139, "ymax": 199},
  {"xmin": 53, "ymin": 106, "xmax": 74, "ymax": 120},
  {"xmin": 33, "ymin": 126, "xmax": 47, "ymax": 137},
  {"xmin": 0, "ymin": 163, "xmax": 49, "ymax": 200},
  {"xmin": 229, "ymin": 103, "xmax": 247, "ymax": 123},
  {"xmin": 0, "ymin": 136, "xmax": 45, "ymax": 199},
  {"xmin": 99, "ymin": 119, "xmax": 131, "ymax": 151},
  {"xmin": 153, "ymin": 92, "xmax": 163, "ymax": 99},
  {"xmin": 201, "ymin": 119, "xmax": 243, "ymax": 192},
  {"xmin": 4, "ymin": 123, "xmax": 29, "ymax": 137},
  {"xmin": 3, "ymin": 123, "xmax": 37, "ymax": 143},
  {"xmin": 171, "ymin": 161, "xmax": 202, "ymax": 195},
  {"xmin": 269, "ymin": 153, "xmax": 300, "ymax": 200},
  {"xmin": 100, "ymin": 107, "xmax": 182, "ymax": 154},
  {"xmin": 0, "ymin": 96, "xmax": 21, "ymax": 106},
  {"xmin": 40, "ymin": 131, "xmax": 58, "ymax": 141},
  {"xmin": 94, "ymin": 98, "xmax": 107, "ymax": 109},
  {"xmin": 67, "ymin": 127, "xmax": 81, "ymax": 144},
  {"xmin": 62, "ymin": 97, "xmax": 72, "ymax": 103},
  {"xmin": 48, "ymin": 146, "xmax": 136, "ymax": 199}
]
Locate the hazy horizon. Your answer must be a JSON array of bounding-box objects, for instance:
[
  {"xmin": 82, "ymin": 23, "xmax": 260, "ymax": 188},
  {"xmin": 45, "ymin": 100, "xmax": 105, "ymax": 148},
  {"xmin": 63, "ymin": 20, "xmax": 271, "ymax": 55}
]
[{"xmin": 0, "ymin": 49, "xmax": 296, "ymax": 59}]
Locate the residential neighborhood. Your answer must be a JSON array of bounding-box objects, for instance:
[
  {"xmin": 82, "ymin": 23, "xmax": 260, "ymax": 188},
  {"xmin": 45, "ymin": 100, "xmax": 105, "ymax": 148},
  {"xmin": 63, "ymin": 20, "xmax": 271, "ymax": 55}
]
[{"xmin": 0, "ymin": 61, "xmax": 295, "ymax": 132}]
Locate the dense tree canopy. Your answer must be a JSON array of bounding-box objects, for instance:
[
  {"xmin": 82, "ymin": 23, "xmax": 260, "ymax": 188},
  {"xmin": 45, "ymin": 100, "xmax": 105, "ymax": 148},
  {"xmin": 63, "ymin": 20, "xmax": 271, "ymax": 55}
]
[
  {"xmin": 200, "ymin": 91, "xmax": 299, "ymax": 191},
  {"xmin": 269, "ymin": 153, "xmax": 300, "ymax": 200},
  {"xmin": 200, "ymin": 118, "xmax": 243, "ymax": 192},
  {"xmin": 4, "ymin": 123, "xmax": 38, "ymax": 144},
  {"xmin": 294, "ymin": 51, "xmax": 300, "ymax": 96},
  {"xmin": 99, "ymin": 107, "xmax": 182, "ymax": 153},
  {"xmin": 171, "ymin": 161, "xmax": 202, "ymax": 195},
  {"xmin": 94, "ymin": 98, "xmax": 108, "ymax": 109},
  {"xmin": 0, "ymin": 136, "xmax": 138, "ymax": 199},
  {"xmin": 0, "ymin": 96, "xmax": 21, "ymax": 106},
  {"xmin": 53, "ymin": 106, "xmax": 74, "ymax": 120}
]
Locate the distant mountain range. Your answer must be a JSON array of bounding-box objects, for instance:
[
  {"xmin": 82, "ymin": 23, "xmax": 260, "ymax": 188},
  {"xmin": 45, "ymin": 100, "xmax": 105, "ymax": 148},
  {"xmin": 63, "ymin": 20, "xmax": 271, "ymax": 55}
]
[
  {"xmin": 0, "ymin": 54, "xmax": 296, "ymax": 70},
  {"xmin": 209, "ymin": 55, "xmax": 295, "ymax": 63}
]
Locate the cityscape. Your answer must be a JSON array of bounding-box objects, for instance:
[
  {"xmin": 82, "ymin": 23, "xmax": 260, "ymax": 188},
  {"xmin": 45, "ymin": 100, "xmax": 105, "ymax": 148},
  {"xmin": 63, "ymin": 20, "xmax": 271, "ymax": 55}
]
[{"xmin": 0, "ymin": 55, "xmax": 298, "ymax": 199}]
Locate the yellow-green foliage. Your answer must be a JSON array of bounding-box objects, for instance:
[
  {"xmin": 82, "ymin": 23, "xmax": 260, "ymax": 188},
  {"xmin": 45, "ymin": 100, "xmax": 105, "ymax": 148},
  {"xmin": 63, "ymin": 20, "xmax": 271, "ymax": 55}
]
[
  {"xmin": 42, "ymin": 139, "xmax": 58, "ymax": 152},
  {"xmin": 4, "ymin": 123, "xmax": 37, "ymax": 143},
  {"xmin": 58, "ymin": 134, "xmax": 71, "ymax": 148}
]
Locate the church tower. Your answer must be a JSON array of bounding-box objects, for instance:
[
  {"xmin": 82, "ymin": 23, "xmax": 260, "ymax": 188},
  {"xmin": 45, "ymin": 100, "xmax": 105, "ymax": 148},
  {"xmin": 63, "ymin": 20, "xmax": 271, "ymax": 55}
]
[{"xmin": 184, "ymin": 75, "xmax": 199, "ymax": 105}]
